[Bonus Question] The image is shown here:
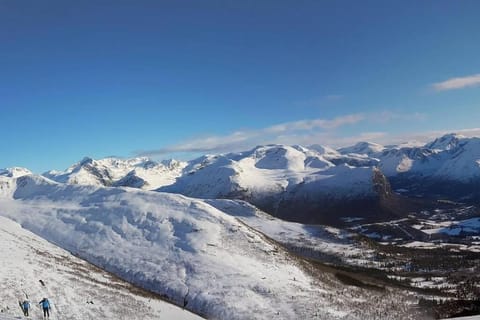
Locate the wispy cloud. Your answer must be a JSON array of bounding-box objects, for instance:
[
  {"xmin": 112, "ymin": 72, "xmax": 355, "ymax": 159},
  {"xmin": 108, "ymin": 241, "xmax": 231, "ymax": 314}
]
[
  {"xmin": 136, "ymin": 111, "xmax": 429, "ymax": 158},
  {"xmin": 264, "ymin": 114, "xmax": 364, "ymax": 133},
  {"xmin": 136, "ymin": 114, "xmax": 364, "ymax": 157},
  {"xmin": 366, "ymin": 111, "xmax": 427, "ymax": 124},
  {"xmin": 431, "ymin": 74, "xmax": 480, "ymax": 92}
]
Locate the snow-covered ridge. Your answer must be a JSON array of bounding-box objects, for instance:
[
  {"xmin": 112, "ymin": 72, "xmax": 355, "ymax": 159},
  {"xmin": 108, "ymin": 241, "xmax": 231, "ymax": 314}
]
[
  {"xmin": 160, "ymin": 144, "xmax": 378, "ymax": 200},
  {"xmin": 0, "ymin": 175, "xmax": 419, "ymax": 319},
  {"xmin": 373, "ymin": 134, "xmax": 480, "ymax": 181},
  {"xmin": 157, "ymin": 144, "xmax": 392, "ymax": 224},
  {"xmin": 0, "ymin": 215, "xmax": 202, "ymax": 320}
]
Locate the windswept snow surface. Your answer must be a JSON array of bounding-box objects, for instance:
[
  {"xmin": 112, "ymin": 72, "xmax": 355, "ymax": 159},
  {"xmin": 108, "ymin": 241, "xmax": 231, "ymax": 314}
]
[
  {"xmin": 0, "ymin": 175, "xmax": 420, "ymax": 319},
  {"xmin": 0, "ymin": 216, "xmax": 202, "ymax": 320}
]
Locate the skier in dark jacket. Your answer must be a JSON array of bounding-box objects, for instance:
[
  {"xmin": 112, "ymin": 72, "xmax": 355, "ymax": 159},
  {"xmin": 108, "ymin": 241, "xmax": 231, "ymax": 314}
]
[{"xmin": 39, "ymin": 298, "xmax": 51, "ymax": 318}]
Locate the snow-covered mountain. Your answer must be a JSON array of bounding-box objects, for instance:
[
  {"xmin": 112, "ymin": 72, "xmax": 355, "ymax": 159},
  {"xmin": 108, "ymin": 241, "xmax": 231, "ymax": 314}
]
[
  {"xmin": 0, "ymin": 167, "xmax": 32, "ymax": 178},
  {"xmin": 0, "ymin": 174, "xmax": 421, "ymax": 319},
  {"xmin": 158, "ymin": 144, "xmax": 395, "ymax": 224},
  {"xmin": 339, "ymin": 133, "xmax": 480, "ymax": 182},
  {"xmin": 8, "ymin": 132, "xmax": 480, "ymax": 225},
  {"xmin": 337, "ymin": 141, "xmax": 385, "ymax": 156},
  {"xmin": 0, "ymin": 215, "xmax": 202, "ymax": 320},
  {"xmin": 43, "ymin": 157, "xmax": 186, "ymax": 190},
  {"xmin": 35, "ymin": 133, "xmax": 480, "ymax": 192},
  {"xmin": 340, "ymin": 134, "xmax": 480, "ymax": 199}
]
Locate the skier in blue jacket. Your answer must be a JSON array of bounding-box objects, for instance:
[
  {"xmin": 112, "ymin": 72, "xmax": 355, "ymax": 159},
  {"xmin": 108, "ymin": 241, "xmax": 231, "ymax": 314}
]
[
  {"xmin": 21, "ymin": 300, "xmax": 30, "ymax": 316},
  {"xmin": 39, "ymin": 298, "xmax": 51, "ymax": 318}
]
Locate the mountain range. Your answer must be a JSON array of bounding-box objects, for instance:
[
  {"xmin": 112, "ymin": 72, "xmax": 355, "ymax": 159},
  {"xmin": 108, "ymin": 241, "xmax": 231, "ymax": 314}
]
[
  {"xmin": 7, "ymin": 133, "xmax": 475, "ymax": 225},
  {"xmin": 3, "ymin": 132, "xmax": 478, "ymax": 319}
]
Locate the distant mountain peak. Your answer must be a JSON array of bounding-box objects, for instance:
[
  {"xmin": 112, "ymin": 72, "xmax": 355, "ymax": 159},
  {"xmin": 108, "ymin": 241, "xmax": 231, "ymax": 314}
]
[
  {"xmin": 42, "ymin": 155, "xmax": 185, "ymax": 190},
  {"xmin": 337, "ymin": 141, "xmax": 385, "ymax": 155},
  {"xmin": 79, "ymin": 156, "xmax": 94, "ymax": 166},
  {"xmin": 309, "ymin": 144, "xmax": 340, "ymax": 156},
  {"xmin": 425, "ymin": 133, "xmax": 465, "ymax": 151},
  {"xmin": 0, "ymin": 167, "xmax": 32, "ymax": 178}
]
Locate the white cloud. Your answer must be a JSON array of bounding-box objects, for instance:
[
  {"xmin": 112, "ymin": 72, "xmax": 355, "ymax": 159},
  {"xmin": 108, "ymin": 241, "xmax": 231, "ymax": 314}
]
[
  {"xmin": 431, "ymin": 74, "xmax": 480, "ymax": 91},
  {"xmin": 137, "ymin": 114, "xmax": 364, "ymax": 157},
  {"xmin": 264, "ymin": 114, "xmax": 364, "ymax": 133},
  {"xmin": 371, "ymin": 111, "xmax": 427, "ymax": 123},
  {"xmin": 136, "ymin": 111, "xmax": 430, "ymax": 158}
]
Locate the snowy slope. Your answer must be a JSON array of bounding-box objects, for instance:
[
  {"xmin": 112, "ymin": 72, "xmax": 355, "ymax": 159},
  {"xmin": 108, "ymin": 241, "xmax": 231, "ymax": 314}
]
[
  {"xmin": 0, "ymin": 174, "xmax": 420, "ymax": 319},
  {"xmin": 205, "ymin": 199, "xmax": 376, "ymax": 266},
  {"xmin": 0, "ymin": 216, "xmax": 202, "ymax": 320}
]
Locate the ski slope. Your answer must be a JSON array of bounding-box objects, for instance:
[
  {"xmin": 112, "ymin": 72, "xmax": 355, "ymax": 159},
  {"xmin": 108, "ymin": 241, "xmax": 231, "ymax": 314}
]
[{"xmin": 0, "ymin": 216, "xmax": 202, "ymax": 320}]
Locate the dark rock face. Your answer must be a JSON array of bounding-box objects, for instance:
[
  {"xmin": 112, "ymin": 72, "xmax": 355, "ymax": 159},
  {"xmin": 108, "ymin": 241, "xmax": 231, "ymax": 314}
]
[
  {"xmin": 114, "ymin": 172, "xmax": 147, "ymax": 189},
  {"xmin": 220, "ymin": 168, "xmax": 408, "ymax": 227},
  {"xmin": 266, "ymin": 169, "xmax": 408, "ymax": 226},
  {"xmin": 80, "ymin": 164, "xmax": 113, "ymax": 186}
]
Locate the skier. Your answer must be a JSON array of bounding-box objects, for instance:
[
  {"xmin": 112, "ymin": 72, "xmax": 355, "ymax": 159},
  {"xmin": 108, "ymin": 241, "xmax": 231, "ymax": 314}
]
[
  {"xmin": 21, "ymin": 300, "xmax": 30, "ymax": 316},
  {"xmin": 38, "ymin": 298, "xmax": 51, "ymax": 318}
]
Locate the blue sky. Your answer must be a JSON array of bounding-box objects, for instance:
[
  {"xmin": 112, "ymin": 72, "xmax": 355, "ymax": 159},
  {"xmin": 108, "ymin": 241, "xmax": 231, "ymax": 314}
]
[{"xmin": 1, "ymin": 0, "xmax": 480, "ymax": 173}]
